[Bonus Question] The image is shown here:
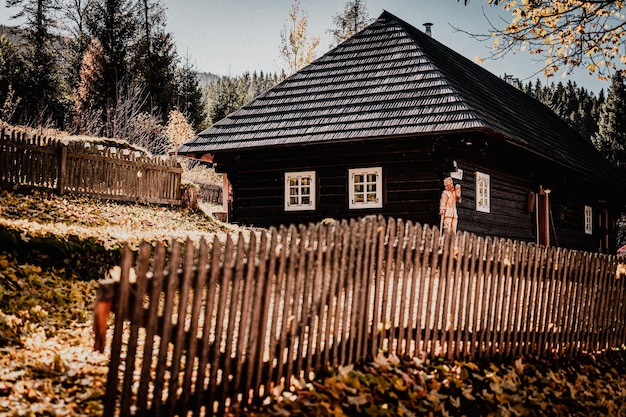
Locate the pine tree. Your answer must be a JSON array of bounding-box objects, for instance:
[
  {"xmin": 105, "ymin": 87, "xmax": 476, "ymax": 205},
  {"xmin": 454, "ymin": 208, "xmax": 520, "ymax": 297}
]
[
  {"xmin": 0, "ymin": 34, "xmax": 26, "ymax": 122},
  {"xmin": 175, "ymin": 54, "xmax": 207, "ymax": 131},
  {"xmin": 593, "ymin": 72, "xmax": 626, "ymax": 168},
  {"xmin": 206, "ymin": 76, "xmax": 248, "ymax": 124},
  {"xmin": 328, "ymin": 0, "xmax": 371, "ymax": 48},
  {"xmin": 85, "ymin": 0, "xmax": 139, "ymax": 112},
  {"xmin": 133, "ymin": 0, "xmax": 178, "ymax": 120},
  {"xmin": 7, "ymin": 0, "xmax": 66, "ymax": 125},
  {"xmin": 59, "ymin": 0, "xmax": 93, "ymax": 92}
]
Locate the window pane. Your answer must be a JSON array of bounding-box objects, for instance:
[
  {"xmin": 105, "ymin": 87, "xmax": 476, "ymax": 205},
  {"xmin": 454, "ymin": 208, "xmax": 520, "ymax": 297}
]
[
  {"xmin": 285, "ymin": 171, "xmax": 316, "ymax": 211},
  {"xmin": 348, "ymin": 167, "xmax": 382, "ymax": 209}
]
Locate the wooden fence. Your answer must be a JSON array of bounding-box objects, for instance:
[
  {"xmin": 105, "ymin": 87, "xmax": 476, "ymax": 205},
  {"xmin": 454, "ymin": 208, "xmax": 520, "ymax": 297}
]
[
  {"xmin": 0, "ymin": 128, "xmax": 182, "ymax": 204},
  {"xmin": 103, "ymin": 216, "xmax": 626, "ymax": 417}
]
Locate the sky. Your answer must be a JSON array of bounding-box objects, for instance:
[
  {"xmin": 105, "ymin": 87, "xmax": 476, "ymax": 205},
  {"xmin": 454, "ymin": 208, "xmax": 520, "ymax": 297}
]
[{"xmin": 0, "ymin": 0, "xmax": 614, "ymax": 93}]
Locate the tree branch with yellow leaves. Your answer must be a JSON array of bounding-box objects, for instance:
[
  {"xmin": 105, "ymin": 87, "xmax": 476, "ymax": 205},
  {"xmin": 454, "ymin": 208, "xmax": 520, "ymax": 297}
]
[{"xmin": 459, "ymin": 0, "xmax": 626, "ymax": 79}]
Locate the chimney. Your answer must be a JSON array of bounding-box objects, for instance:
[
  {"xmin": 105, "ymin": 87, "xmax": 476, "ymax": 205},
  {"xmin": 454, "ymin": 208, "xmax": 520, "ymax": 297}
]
[{"xmin": 423, "ymin": 22, "xmax": 433, "ymax": 36}]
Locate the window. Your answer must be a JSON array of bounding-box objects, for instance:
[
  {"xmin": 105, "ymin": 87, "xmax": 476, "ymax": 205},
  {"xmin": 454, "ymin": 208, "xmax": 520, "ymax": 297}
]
[
  {"xmin": 584, "ymin": 205, "xmax": 593, "ymax": 235},
  {"xmin": 284, "ymin": 171, "xmax": 315, "ymax": 211},
  {"xmin": 476, "ymin": 171, "xmax": 490, "ymax": 213},
  {"xmin": 349, "ymin": 167, "xmax": 382, "ymax": 209}
]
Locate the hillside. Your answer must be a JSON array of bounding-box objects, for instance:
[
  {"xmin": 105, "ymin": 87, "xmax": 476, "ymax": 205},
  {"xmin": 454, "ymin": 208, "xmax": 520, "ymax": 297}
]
[{"xmin": 0, "ymin": 189, "xmax": 243, "ymax": 416}]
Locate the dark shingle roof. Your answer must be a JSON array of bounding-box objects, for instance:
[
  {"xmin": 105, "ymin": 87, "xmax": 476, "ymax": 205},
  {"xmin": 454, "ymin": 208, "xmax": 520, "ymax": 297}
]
[{"xmin": 178, "ymin": 11, "xmax": 618, "ymax": 183}]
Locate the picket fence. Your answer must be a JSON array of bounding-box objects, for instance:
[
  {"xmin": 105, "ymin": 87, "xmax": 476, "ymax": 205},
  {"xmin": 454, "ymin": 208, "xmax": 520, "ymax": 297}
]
[
  {"xmin": 103, "ymin": 216, "xmax": 626, "ymax": 417},
  {"xmin": 0, "ymin": 128, "xmax": 182, "ymax": 204}
]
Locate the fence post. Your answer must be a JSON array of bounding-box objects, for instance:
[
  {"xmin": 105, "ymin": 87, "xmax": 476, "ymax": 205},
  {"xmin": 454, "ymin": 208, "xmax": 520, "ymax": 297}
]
[{"xmin": 57, "ymin": 143, "xmax": 67, "ymax": 195}]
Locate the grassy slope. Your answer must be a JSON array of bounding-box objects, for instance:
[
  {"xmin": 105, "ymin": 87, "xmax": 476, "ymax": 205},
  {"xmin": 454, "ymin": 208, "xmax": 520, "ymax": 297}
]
[{"xmin": 0, "ymin": 189, "xmax": 238, "ymax": 416}]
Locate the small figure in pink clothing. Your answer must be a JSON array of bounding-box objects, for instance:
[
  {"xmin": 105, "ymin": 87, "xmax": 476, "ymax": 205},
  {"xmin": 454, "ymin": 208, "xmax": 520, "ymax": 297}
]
[{"xmin": 439, "ymin": 177, "xmax": 462, "ymax": 233}]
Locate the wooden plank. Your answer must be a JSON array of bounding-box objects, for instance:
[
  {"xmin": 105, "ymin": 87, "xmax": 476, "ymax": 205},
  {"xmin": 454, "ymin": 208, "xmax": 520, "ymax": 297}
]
[
  {"xmin": 593, "ymin": 255, "xmax": 612, "ymax": 352},
  {"xmin": 135, "ymin": 242, "xmax": 168, "ymax": 409},
  {"xmin": 370, "ymin": 217, "xmax": 388, "ymax": 356},
  {"xmin": 332, "ymin": 220, "xmax": 351, "ymax": 367},
  {"xmin": 206, "ymin": 235, "xmax": 234, "ymax": 413},
  {"xmin": 611, "ymin": 264, "xmax": 626, "ymax": 350},
  {"xmin": 346, "ymin": 218, "xmax": 365, "ymax": 364},
  {"xmin": 193, "ymin": 235, "xmax": 224, "ymax": 416},
  {"xmin": 165, "ymin": 239, "xmax": 196, "ymax": 416},
  {"xmin": 103, "ymin": 243, "xmax": 134, "ymax": 417},
  {"xmin": 511, "ymin": 242, "xmax": 529, "ymax": 357},
  {"xmin": 322, "ymin": 222, "xmax": 341, "ymax": 368},
  {"xmin": 305, "ymin": 223, "xmax": 326, "ymax": 376},
  {"xmin": 389, "ymin": 219, "xmax": 407, "ymax": 355},
  {"xmin": 534, "ymin": 247, "xmax": 552, "ymax": 355},
  {"xmin": 120, "ymin": 243, "xmax": 151, "ymax": 416},
  {"xmin": 437, "ymin": 229, "xmax": 454, "ymax": 359},
  {"xmin": 315, "ymin": 223, "xmax": 335, "ymax": 369},
  {"xmin": 560, "ymin": 251, "xmax": 580, "ymax": 357},
  {"xmin": 424, "ymin": 225, "xmax": 443, "ymax": 359},
  {"xmin": 477, "ymin": 237, "xmax": 493, "ymax": 358},
  {"xmin": 234, "ymin": 232, "xmax": 258, "ymax": 395},
  {"xmin": 290, "ymin": 224, "xmax": 311, "ymax": 382},
  {"xmin": 275, "ymin": 225, "xmax": 299, "ymax": 387},
  {"xmin": 571, "ymin": 252, "xmax": 591, "ymax": 356},
  {"xmin": 356, "ymin": 217, "xmax": 376, "ymax": 360},
  {"xmin": 551, "ymin": 249, "xmax": 569, "ymax": 355},
  {"xmin": 250, "ymin": 228, "xmax": 276, "ymax": 398},
  {"xmin": 494, "ymin": 240, "xmax": 511, "ymax": 357},
  {"xmin": 451, "ymin": 232, "xmax": 470, "ymax": 359},
  {"xmin": 405, "ymin": 222, "xmax": 423, "ymax": 358},
  {"xmin": 180, "ymin": 237, "xmax": 209, "ymax": 412},
  {"xmin": 527, "ymin": 246, "xmax": 544, "ymax": 355},
  {"xmin": 265, "ymin": 226, "xmax": 289, "ymax": 394},
  {"xmin": 582, "ymin": 254, "xmax": 600, "ymax": 353},
  {"xmin": 244, "ymin": 230, "xmax": 269, "ymax": 405},
  {"xmin": 219, "ymin": 233, "xmax": 247, "ymax": 411},
  {"xmin": 397, "ymin": 221, "xmax": 416, "ymax": 355},
  {"xmin": 467, "ymin": 234, "xmax": 482, "ymax": 358}
]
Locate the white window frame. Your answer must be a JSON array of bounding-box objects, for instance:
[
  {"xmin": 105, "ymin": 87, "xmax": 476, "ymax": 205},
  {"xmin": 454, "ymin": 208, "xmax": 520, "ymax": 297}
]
[
  {"xmin": 475, "ymin": 171, "xmax": 490, "ymax": 213},
  {"xmin": 284, "ymin": 171, "xmax": 316, "ymax": 211},
  {"xmin": 584, "ymin": 205, "xmax": 593, "ymax": 235},
  {"xmin": 349, "ymin": 167, "xmax": 383, "ymax": 209}
]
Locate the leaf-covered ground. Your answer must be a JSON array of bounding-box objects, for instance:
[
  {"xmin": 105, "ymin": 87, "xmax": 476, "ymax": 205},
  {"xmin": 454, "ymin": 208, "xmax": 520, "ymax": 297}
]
[
  {"xmin": 257, "ymin": 352, "xmax": 626, "ymax": 416},
  {"xmin": 0, "ymin": 253, "xmax": 106, "ymax": 416},
  {"xmin": 0, "ymin": 189, "xmax": 236, "ymax": 251}
]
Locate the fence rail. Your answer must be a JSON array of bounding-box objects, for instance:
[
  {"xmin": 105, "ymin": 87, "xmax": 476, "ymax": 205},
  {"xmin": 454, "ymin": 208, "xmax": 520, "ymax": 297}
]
[
  {"xmin": 0, "ymin": 128, "xmax": 182, "ymax": 204},
  {"xmin": 103, "ymin": 216, "xmax": 626, "ymax": 417}
]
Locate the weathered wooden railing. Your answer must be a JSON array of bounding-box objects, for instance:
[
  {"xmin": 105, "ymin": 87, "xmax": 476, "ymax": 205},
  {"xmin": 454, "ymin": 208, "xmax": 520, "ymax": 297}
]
[
  {"xmin": 0, "ymin": 128, "xmax": 182, "ymax": 204},
  {"xmin": 102, "ymin": 216, "xmax": 626, "ymax": 416}
]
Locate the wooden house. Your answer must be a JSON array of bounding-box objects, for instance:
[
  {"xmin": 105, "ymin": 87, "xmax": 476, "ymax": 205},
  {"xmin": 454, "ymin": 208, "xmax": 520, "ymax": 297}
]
[{"xmin": 178, "ymin": 11, "xmax": 626, "ymax": 253}]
